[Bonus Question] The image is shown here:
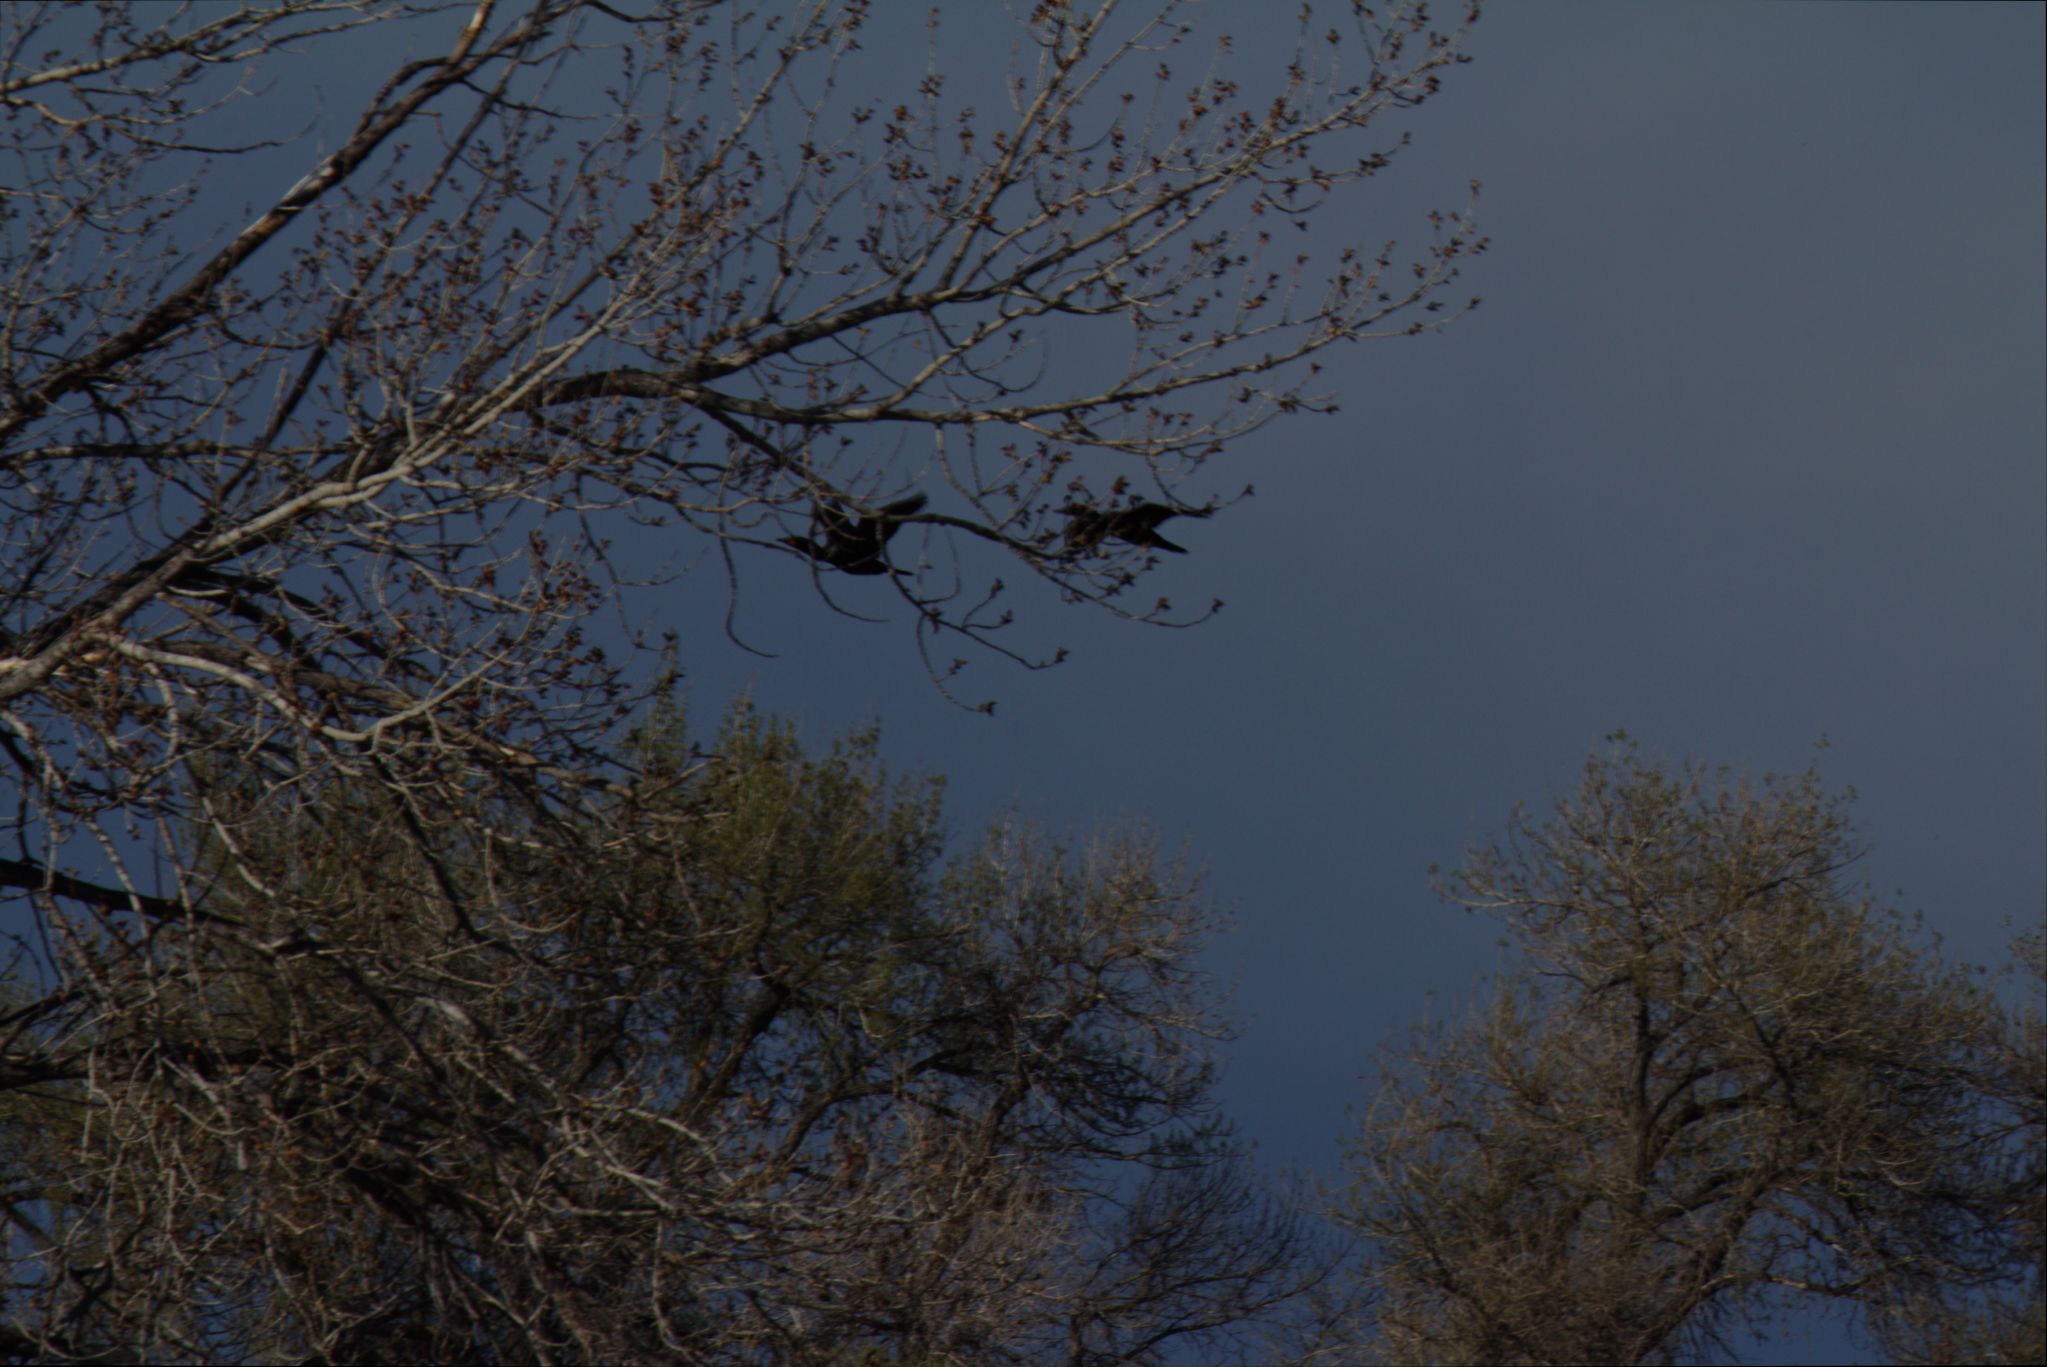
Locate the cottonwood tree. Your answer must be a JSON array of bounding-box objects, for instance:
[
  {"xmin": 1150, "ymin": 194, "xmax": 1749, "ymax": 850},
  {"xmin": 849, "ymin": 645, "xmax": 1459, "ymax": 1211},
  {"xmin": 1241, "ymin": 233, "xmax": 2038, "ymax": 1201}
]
[
  {"xmin": 0, "ymin": 4, "xmax": 1473, "ymax": 1354},
  {"xmin": 0, "ymin": 701, "xmax": 1324, "ymax": 1363},
  {"xmin": 1332, "ymin": 741, "xmax": 2042, "ymax": 1366},
  {"xmin": 0, "ymin": 0, "xmax": 1482, "ymax": 778}
]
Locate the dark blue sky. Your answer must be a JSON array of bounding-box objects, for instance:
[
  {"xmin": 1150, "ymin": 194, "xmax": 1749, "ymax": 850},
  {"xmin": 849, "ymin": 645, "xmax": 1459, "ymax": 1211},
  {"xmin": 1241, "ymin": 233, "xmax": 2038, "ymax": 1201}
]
[
  {"xmin": 296, "ymin": 5, "xmax": 2033, "ymax": 1356},
  {"xmin": 679, "ymin": 0, "xmax": 2045, "ymax": 1185},
  {"xmin": 28, "ymin": 2, "xmax": 2038, "ymax": 1360},
  {"xmin": 674, "ymin": 9, "xmax": 2045, "ymax": 1353}
]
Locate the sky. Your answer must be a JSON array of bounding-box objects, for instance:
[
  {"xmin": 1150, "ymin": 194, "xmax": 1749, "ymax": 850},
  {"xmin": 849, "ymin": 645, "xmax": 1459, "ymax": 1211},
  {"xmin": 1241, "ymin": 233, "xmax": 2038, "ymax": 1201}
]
[
  {"xmin": 669, "ymin": 5, "xmax": 2045, "ymax": 1357},
  {"xmin": 17, "ymin": 1, "xmax": 2043, "ymax": 1361},
  {"xmin": 679, "ymin": 0, "xmax": 2045, "ymax": 1148}
]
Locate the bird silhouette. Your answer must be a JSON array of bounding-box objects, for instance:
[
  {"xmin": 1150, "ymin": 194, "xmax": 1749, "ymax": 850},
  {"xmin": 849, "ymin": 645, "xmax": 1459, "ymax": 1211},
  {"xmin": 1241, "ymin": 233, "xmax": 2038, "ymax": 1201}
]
[
  {"xmin": 782, "ymin": 493, "xmax": 928, "ymax": 575},
  {"xmin": 1062, "ymin": 501, "xmax": 1212, "ymax": 555}
]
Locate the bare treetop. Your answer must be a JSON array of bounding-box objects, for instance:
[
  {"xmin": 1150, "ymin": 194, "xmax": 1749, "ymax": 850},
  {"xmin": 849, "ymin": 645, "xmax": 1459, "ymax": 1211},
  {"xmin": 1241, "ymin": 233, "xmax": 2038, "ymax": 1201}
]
[{"xmin": 0, "ymin": 0, "xmax": 1481, "ymax": 920}]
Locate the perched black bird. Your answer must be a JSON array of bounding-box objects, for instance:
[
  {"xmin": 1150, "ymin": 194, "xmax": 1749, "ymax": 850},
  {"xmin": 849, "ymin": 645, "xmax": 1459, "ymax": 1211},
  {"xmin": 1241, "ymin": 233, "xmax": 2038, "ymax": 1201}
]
[
  {"xmin": 782, "ymin": 492, "xmax": 928, "ymax": 575},
  {"xmin": 1062, "ymin": 501, "xmax": 1212, "ymax": 555}
]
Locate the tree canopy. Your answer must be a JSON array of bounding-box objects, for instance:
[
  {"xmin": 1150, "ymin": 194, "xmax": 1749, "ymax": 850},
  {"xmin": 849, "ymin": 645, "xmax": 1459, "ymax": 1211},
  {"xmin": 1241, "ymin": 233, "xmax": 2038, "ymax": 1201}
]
[
  {"xmin": 1334, "ymin": 740, "xmax": 2044, "ymax": 1366},
  {"xmin": 0, "ymin": 701, "xmax": 1326, "ymax": 1363}
]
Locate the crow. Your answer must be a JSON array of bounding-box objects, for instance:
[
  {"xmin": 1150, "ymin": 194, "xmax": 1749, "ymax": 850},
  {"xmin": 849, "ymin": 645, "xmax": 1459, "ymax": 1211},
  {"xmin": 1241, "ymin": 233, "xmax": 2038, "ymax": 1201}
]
[
  {"xmin": 782, "ymin": 493, "xmax": 928, "ymax": 575},
  {"xmin": 1062, "ymin": 501, "xmax": 1212, "ymax": 555}
]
